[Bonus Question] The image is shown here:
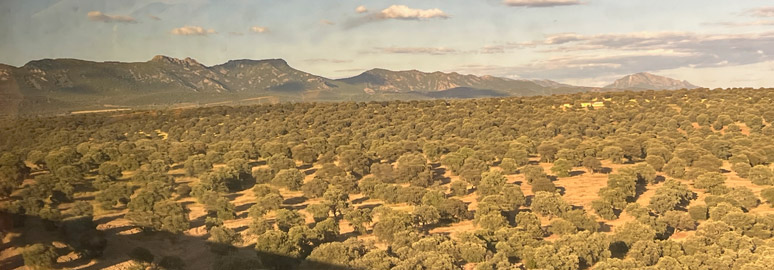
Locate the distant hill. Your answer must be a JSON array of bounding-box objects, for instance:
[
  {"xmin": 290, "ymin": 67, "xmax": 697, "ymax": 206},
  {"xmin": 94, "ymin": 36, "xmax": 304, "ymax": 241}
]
[
  {"xmin": 336, "ymin": 68, "xmax": 587, "ymax": 97},
  {"xmin": 604, "ymin": 72, "xmax": 700, "ymax": 90},
  {"xmin": 0, "ymin": 55, "xmax": 615, "ymax": 116},
  {"xmin": 518, "ymin": 79, "xmax": 574, "ymax": 88},
  {"xmin": 0, "ymin": 56, "xmax": 355, "ymax": 116},
  {"xmin": 209, "ymin": 58, "xmax": 336, "ymax": 92},
  {"xmin": 15, "ymin": 55, "xmax": 340, "ymax": 95}
]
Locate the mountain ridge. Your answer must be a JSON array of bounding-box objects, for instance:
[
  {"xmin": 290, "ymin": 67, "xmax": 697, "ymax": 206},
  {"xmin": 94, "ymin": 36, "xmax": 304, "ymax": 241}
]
[
  {"xmin": 0, "ymin": 55, "xmax": 699, "ymax": 117},
  {"xmin": 604, "ymin": 72, "xmax": 700, "ymax": 90},
  {"xmin": 336, "ymin": 68, "xmax": 547, "ymax": 94}
]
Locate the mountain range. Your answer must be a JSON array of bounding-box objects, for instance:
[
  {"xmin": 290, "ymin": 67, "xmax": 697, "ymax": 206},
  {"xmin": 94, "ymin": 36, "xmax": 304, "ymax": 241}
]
[{"xmin": 0, "ymin": 56, "xmax": 700, "ymax": 116}]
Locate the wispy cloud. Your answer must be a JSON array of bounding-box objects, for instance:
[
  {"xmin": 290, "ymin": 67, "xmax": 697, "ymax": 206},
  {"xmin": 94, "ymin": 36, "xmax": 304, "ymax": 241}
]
[
  {"xmin": 748, "ymin": 7, "xmax": 774, "ymax": 17},
  {"xmin": 502, "ymin": 0, "xmax": 582, "ymax": 8},
  {"xmin": 250, "ymin": 26, "xmax": 269, "ymax": 33},
  {"xmin": 87, "ymin": 11, "xmax": 137, "ymax": 23},
  {"xmin": 148, "ymin": 15, "xmax": 161, "ymax": 21},
  {"xmin": 344, "ymin": 5, "xmax": 448, "ymax": 28},
  {"xmin": 335, "ymin": 68, "xmax": 367, "ymax": 73},
  {"xmin": 171, "ymin": 26, "xmax": 216, "ymax": 36},
  {"xmin": 709, "ymin": 20, "xmax": 774, "ymax": 27},
  {"xmin": 355, "ymin": 5, "xmax": 368, "ymax": 14},
  {"xmin": 480, "ymin": 45, "xmax": 507, "ymax": 54},
  {"xmin": 375, "ymin": 47, "xmax": 458, "ymax": 55},
  {"xmin": 320, "ymin": 19, "xmax": 335, "ymax": 26},
  {"xmin": 304, "ymin": 58, "xmax": 352, "ymax": 64},
  {"xmin": 467, "ymin": 31, "xmax": 774, "ymax": 83},
  {"xmin": 707, "ymin": 7, "xmax": 774, "ymax": 27},
  {"xmin": 525, "ymin": 31, "xmax": 774, "ymax": 58}
]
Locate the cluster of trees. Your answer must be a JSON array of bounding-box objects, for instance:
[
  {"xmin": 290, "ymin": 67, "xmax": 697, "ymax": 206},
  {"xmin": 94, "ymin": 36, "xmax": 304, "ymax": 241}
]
[{"xmin": 3, "ymin": 88, "xmax": 774, "ymax": 269}]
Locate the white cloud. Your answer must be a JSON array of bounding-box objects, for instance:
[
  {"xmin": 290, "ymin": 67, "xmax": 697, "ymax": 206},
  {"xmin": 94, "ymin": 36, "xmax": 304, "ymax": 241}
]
[
  {"xmin": 87, "ymin": 11, "xmax": 137, "ymax": 23},
  {"xmin": 171, "ymin": 26, "xmax": 216, "ymax": 36},
  {"xmin": 376, "ymin": 47, "xmax": 457, "ymax": 55},
  {"xmin": 356, "ymin": 5, "xmax": 368, "ymax": 13},
  {"xmin": 378, "ymin": 5, "xmax": 448, "ymax": 20},
  {"xmin": 344, "ymin": 5, "xmax": 448, "ymax": 28},
  {"xmin": 250, "ymin": 26, "xmax": 269, "ymax": 33},
  {"xmin": 502, "ymin": 0, "xmax": 582, "ymax": 8},
  {"xmin": 749, "ymin": 7, "xmax": 774, "ymax": 17}
]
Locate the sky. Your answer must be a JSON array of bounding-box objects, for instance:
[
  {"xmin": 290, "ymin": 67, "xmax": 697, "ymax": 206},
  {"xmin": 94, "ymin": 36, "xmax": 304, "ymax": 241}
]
[{"xmin": 2, "ymin": 0, "xmax": 774, "ymax": 88}]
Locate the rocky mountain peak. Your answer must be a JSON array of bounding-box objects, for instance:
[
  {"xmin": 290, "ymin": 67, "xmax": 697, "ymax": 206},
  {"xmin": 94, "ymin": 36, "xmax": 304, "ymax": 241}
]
[
  {"xmin": 149, "ymin": 55, "xmax": 204, "ymax": 67},
  {"xmin": 604, "ymin": 72, "xmax": 699, "ymax": 90}
]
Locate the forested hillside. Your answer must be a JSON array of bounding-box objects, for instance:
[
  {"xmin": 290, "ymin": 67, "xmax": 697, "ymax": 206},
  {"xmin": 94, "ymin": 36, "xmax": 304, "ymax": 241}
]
[{"xmin": 2, "ymin": 88, "xmax": 774, "ymax": 269}]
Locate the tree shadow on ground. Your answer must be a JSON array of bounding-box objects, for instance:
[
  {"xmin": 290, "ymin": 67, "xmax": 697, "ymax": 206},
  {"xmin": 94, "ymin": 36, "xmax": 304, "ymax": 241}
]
[
  {"xmin": 569, "ymin": 170, "xmax": 585, "ymax": 177},
  {"xmin": 436, "ymin": 176, "xmax": 452, "ymax": 186},
  {"xmin": 0, "ymin": 254, "xmax": 22, "ymax": 270},
  {"xmin": 524, "ymin": 195, "xmax": 534, "ymax": 207},
  {"xmin": 632, "ymin": 180, "xmax": 649, "ymax": 202},
  {"xmin": 248, "ymin": 160, "xmax": 266, "ymax": 167},
  {"xmin": 93, "ymin": 214, "xmax": 123, "ymax": 225},
  {"xmin": 235, "ymin": 202, "xmax": 256, "ymax": 215},
  {"xmin": 224, "ymin": 193, "xmax": 242, "ymax": 200},
  {"xmin": 303, "ymin": 168, "xmax": 317, "ymax": 176},
  {"xmin": 351, "ymin": 196, "xmax": 369, "ymax": 205},
  {"xmin": 297, "ymin": 164, "xmax": 314, "ymax": 170},
  {"xmin": 283, "ymin": 196, "xmax": 307, "ymax": 205},
  {"xmin": 0, "ymin": 214, "xmax": 359, "ymax": 270},
  {"xmin": 598, "ymin": 222, "xmax": 612, "ymax": 233},
  {"xmin": 655, "ymin": 175, "xmax": 667, "ymax": 183},
  {"xmin": 354, "ymin": 203, "xmax": 383, "ymax": 210}
]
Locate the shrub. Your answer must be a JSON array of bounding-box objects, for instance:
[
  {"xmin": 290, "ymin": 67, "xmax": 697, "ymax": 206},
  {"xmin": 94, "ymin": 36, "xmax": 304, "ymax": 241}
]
[
  {"xmin": 531, "ymin": 176, "xmax": 556, "ymax": 193},
  {"xmin": 22, "ymin": 243, "xmax": 58, "ymax": 270},
  {"xmin": 271, "ymin": 169, "xmax": 304, "ymax": 190},
  {"xmin": 645, "ymin": 156, "xmax": 665, "ymax": 172},
  {"xmin": 761, "ymin": 187, "xmax": 774, "ymax": 206},
  {"xmin": 592, "ymin": 199, "xmax": 618, "ymax": 220},
  {"xmin": 549, "ymin": 218, "xmax": 577, "ymax": 235},
  {"xmin": 175, "ymin": 184, "xmax": 191, "ymax": 198},
  {"xmin": 499, "ymin": 158, "xmax": 519, "ymax": 174},
  {"xmin": 550, "ymin": 159, "xmax": 573, "ymax": 178},
  {"xmin": 583, "ymin": 157, "xmax": 603, "ymax": 174},
  {"xmin": 450, "ymin": 181, "xmax": 468, "ymax": 196},
  {"xmin": 732, "ymin": 162, "xmax": 752, "ymax": 178},
  {"xmin": 687, "ymin": 205, "xmax": 708, "ymax": 221},
  {"xmin": 749, "ymin": 165, "xmax": 774, "ymax": 185},
  {"xmin": 301, "ymin": 177, "xmax": 328, "ymax": 198},
  {"xmin": 252, "ymin": 167, "xmax": 275, "ymax": 184}
]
